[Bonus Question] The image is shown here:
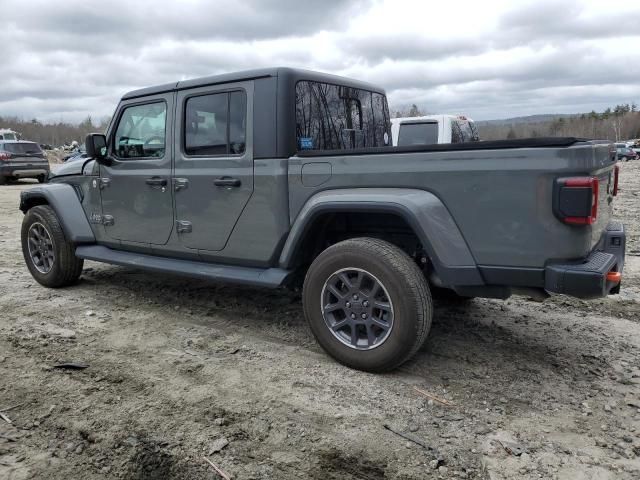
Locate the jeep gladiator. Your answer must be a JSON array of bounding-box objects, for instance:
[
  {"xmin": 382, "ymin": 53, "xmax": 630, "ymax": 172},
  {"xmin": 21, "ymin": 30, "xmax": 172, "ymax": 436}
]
[{"xmin": 19, "ymin": 67, "xmax": 626, "ymax": 372}]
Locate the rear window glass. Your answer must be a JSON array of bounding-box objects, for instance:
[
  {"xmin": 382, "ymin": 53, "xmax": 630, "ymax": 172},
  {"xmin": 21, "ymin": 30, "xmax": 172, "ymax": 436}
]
[
  {"xmin": 2, "ymin": 142, "xmax": 42, "ymax": 154},
  {"xmin": 398, "ymin": 122, "xmax": 439, "ymax": 146},
  {"xmin": 1, "ymin": 133, "xmax": 17, "ymax": 141},
  {"xmin": 295, "ymin": 81, "xmax": 391, "ymax": 151}
]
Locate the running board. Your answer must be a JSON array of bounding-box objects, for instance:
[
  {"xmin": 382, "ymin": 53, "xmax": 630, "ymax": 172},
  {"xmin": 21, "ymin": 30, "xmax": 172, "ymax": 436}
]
[{"xmin": 75, "ymin": 245, "xmax": 292, "ymax": 288}]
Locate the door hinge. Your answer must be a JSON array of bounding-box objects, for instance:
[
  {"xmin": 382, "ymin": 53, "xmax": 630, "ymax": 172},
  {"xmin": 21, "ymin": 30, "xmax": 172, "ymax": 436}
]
[
  {"xmin": 174, "ymin": 178, "xmax": 189, "ymax": 191},
  {"xmin": 102, "ymin": 215, "xmax": 115, "ymax": 226},
  {"xmin": 176, "ymin": 220, "xmax": 192, "ymax": 234},
  {"xmin": 99, "ymin": 177, "xmax": 111, "ymax": 189}
]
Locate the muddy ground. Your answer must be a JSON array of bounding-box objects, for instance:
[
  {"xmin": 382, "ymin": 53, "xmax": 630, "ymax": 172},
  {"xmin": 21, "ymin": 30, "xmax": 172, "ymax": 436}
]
[{"xmin": 1, "ymin": 163, "xmax": 640, "ymax": 480}]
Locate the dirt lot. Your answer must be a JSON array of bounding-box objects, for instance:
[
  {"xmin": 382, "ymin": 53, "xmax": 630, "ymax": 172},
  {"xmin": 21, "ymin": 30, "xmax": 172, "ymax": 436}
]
[{"xmin": 1, "ymin": 164, "xmax": 640, "ymax": 480}]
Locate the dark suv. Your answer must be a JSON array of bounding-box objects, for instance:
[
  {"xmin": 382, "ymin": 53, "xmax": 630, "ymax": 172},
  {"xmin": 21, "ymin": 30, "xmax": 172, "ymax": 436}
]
[
  {"xmin": 0, "ymin": 141, "xmax": 50, "ymax": 184},
  {"xmin": 615, "ymin": 143, "xmax": 638, "ymax": 161}
]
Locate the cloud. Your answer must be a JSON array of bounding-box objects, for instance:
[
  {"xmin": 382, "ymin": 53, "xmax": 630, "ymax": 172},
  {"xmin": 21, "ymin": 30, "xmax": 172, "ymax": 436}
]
[{"xmin": 1, "ymin": 0, "xmax": 640, "ymax": 123}]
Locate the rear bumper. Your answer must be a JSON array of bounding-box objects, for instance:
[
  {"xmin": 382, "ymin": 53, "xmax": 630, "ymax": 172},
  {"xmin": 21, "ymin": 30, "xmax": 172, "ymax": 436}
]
[
  {"xmin": 545, "ymin": 222, "xmax": 626, "ymax": 299},
  {"xmin": 0, "ymin": 163, "xmax": 50, "ymax": 179}
]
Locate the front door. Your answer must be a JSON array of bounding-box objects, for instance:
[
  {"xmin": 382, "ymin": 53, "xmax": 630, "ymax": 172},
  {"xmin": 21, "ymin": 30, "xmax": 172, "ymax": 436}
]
[
  {"xmin": 99, "ymin": 94, "xmax": 175, "ymax": 245},
  {"xmin": 173, "ymin": 82, "xmax": 254, "ymax": 251}
]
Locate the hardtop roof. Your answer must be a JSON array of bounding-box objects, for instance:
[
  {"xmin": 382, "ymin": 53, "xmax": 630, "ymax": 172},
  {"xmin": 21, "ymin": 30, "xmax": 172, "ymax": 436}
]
[{"xmin": 122, "ymin": 67, "xmax": 386, "ymax": 100}]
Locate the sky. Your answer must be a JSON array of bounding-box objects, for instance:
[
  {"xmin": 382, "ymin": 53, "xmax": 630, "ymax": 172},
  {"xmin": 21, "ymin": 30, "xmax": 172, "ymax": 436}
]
[{"xmin": 2, "ymin": 0, "xmax": 640, "ymax": 123}]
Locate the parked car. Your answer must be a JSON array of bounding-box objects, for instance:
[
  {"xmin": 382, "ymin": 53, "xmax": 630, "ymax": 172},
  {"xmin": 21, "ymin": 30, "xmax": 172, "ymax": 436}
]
[
  {"xmin": 615, "ymin": 143, "xmax": 638, "ymax": 161},
  {"xmin": 18, "ymin": 67, "xmax": 625, "ymax": 372},
  {"xmin": 0, "ymin": 141, "xmax": 50, "ymax": 184},
  {"xmin": 391, "ymin": 115, "xmax": 479, "ymax": 146},
  {"xmin": 0, "ymin": 129, "xmax": 20, "ymax": 141}
]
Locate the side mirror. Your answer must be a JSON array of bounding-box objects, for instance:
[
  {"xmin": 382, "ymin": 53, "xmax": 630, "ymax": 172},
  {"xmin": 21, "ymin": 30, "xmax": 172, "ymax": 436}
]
[{"xmin": 85, "ymin": 133, "xmax": 110, "ymax": 164}]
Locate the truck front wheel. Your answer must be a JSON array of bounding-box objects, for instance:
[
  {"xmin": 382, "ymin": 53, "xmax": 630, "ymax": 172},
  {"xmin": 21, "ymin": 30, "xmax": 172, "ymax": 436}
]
[
  {"xmin": 302, "ymin": 237, "xmax": 432, "ymax": 372},
  {"xmin": 21, "ymin": 205, "xmax": 84, "ymax": 288}
]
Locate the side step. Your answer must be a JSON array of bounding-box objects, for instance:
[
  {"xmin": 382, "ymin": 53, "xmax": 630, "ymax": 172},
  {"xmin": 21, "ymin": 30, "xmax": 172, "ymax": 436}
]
[{"xmin": 75, "ymin": 245, "xmax": 292, "ymax": 288}]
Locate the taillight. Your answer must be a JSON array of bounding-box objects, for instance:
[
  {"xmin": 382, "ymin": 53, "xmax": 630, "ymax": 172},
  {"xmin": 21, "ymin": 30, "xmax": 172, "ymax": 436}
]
[
  {"xmin": 554, "ymin": 176, "xmax": 599, "ymax": 225},
  {"xmin": 613, "ymin": 165, "xmax": 620, "ymax": 196},
  {"xmin": 0, "ymin": 152, "xmax": 11, "ymax": 161}
]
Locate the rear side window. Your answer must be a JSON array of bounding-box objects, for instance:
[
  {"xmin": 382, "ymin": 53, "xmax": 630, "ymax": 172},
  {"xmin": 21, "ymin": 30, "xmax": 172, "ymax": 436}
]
[
  {"xmin": 398, "ymin": 122, "xmax": 439, "ymax": 146},
  {"xmin": 184, "ymin": 91, "xmax": 247, "ymax": 156},
  {"xmin": 2, "ymin": 142, "xmax": 42, "ymax": 154},
  {"xmin": 452, "ymin": 120, "xmax": 479, "ymax": 143},
  {"xmin": 295, "ymin": 81, "xmax": 391, "ymax": 151},
  {"xmin": 114, "ymin": 102, "xmax": 166, "ymax": 159}
]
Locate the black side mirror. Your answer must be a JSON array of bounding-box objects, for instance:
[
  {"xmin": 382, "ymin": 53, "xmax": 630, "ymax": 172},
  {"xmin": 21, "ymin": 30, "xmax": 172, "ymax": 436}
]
[{"xmin": 85, "ymin": 133, "xmax": 110, "ymax": 164}]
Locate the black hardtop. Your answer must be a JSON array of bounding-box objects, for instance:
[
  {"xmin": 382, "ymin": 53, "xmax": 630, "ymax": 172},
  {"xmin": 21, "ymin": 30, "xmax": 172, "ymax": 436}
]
[{"xmin": 122, "ymin": 67, "xmax": 386, "ymax": 100}]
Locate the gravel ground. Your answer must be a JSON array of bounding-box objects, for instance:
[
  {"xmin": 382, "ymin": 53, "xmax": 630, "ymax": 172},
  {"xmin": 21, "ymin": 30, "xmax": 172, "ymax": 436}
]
[{"xmin": 1, "ymin": 163, "xmax": 640, "ymax": 480}]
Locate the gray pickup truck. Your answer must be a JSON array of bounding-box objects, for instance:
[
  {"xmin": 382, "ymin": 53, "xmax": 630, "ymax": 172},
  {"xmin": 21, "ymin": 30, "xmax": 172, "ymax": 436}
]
[{"xmin": 18, "ymin": 67, "xmax": 626, "ymax": 372}]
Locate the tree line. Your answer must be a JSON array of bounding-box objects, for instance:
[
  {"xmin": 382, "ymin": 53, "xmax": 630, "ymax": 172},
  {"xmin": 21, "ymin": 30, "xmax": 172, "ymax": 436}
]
[
  {"xmin": 393, "ymin": 103, "xmax": 640, "ymax": 142},
  {"xmin": 480, "ymin": 104, "xmax": 640, "ymax": 142},
  {"xmin": 0, "ymin": 115, "xmax": 110, "ymax": 147},
  {"xmin": 5, "ymin": 102, "xmax": 640, "ymax": 147}
]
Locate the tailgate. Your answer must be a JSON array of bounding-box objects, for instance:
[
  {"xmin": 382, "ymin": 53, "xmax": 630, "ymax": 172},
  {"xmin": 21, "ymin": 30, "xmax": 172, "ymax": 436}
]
[
  {"xmin": 8, "ymin": 153, "xmax": 48, "ymax": 165},
  {"xmin": 590, "ymin": 142, "xmax": 617, "ymax": 249}
]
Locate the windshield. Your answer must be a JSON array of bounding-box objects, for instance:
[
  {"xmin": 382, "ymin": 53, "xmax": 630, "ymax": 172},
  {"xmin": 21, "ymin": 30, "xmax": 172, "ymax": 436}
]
[
  {"xmin": 398, "ymin": 122, "xmax": 439, "ymax": 146},
  {"xmin": 2, "ymin": 142, "xmax": 42, "ymax": 154}
]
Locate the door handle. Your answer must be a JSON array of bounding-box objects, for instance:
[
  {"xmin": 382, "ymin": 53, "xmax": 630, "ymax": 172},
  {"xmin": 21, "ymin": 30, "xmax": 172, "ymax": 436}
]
[
  {"xmin": 145, "ymin": 177, "xmax": 168, "ymax": 187},
  {"xmin": 214, "ymin": 177, "xmax": 241, "ymax": 187}
]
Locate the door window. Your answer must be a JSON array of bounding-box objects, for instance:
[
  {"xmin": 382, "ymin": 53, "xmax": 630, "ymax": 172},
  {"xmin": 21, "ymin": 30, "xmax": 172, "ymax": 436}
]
[
  {"xmin": 184, "ymin": 91, "xmax": 247, "ymax": 156},
  {"xmin": 113, "ymin": 102, "xmax": 166, "ymax": 159}
]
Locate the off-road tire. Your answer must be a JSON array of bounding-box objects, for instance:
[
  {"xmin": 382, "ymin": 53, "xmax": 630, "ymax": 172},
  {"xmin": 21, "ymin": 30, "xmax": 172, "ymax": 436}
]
[
  {"xmin": 21, "ymin": 205, "xmax": 84, "ymax": 288},
  {"xmin": 303, "ymin": 237, "xmax": 432, "ymax": 372},
  {"xmin": 0, "ymin": 175, "xmax": 6, "ymax": 185}
]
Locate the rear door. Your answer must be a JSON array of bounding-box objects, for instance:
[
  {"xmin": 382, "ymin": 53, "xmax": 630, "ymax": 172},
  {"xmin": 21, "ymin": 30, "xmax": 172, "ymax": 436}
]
[
  {"xmin": 173, "ymin": 81, "xmax": 254, "ymax": 251},
  {"xmin": 99, "ymin": 94, "xmax": 175, "ymax": 245}
]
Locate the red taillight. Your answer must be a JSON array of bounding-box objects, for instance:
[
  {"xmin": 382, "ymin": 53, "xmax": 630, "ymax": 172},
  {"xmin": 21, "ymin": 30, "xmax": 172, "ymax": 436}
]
[
  {"xmin": 613, "ymin": 165, "xmax": 620, "ymax": 196},
  {"xmin": 606, "ymin": 271, "xmax": 622, "ymax": 283},
  {"xmin": 559, "ymin": 176, "xmax": 599, "ymax": 225},
  {"xmin": 0, "ymin": 152, "xmax": 11, "ymax": 161}
]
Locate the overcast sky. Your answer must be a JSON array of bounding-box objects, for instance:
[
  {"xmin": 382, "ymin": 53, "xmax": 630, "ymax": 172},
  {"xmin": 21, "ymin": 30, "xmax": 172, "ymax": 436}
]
[{"xmin": 3, "ymin": 0, "xmax": 640, "ymax": 123}]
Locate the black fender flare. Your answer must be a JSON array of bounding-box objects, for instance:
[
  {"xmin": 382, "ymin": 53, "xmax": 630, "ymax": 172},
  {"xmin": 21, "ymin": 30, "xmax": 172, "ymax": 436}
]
[
  {"xmin": 20, "ymin": 183, "xmax": 95, "ymax": 244},
  {"xmin": 279, "ymin": 188, "xmax": 484, "ymax": 287}
]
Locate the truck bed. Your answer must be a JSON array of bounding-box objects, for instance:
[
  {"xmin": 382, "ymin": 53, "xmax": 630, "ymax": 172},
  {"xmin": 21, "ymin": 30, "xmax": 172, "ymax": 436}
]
[{"xmin": 289, "ymin": 138, "xmax": 617, "ymax": 272}]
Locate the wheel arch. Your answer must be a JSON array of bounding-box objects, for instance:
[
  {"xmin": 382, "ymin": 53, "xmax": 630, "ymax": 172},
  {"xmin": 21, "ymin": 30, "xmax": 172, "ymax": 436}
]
[
  {"xmin": 20, "ymin": 184, "xmax": 95, "ymax": 244},
  {"xmin": 280, "ymin": 188, "xmax": 484, "ymax": 287}
]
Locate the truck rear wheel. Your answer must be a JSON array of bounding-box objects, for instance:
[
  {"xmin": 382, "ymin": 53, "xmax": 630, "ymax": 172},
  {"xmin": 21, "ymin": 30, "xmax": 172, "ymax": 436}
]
[
  {"xmin": 303, "ymin": 237, "xmax": 432, "ymax": 372},
  {"xmin": 21, "ymin": 205, "xmax": 84, "ymax": 288}
]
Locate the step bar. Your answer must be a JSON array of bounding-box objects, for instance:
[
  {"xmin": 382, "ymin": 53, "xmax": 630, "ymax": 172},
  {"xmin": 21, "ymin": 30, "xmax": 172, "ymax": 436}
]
[{"xmin": 75, "ymin": 245, "xmax": 292, "ymax": 288}]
